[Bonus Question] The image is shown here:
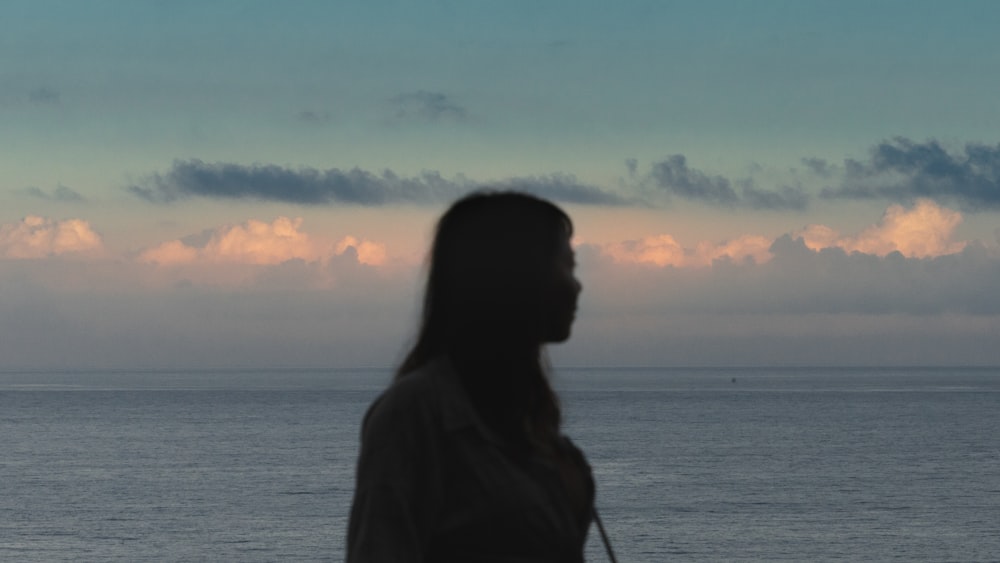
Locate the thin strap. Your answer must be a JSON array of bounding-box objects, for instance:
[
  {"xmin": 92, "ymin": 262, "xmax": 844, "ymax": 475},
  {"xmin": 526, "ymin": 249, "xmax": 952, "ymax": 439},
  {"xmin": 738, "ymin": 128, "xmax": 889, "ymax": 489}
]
[{"xmin": 592, "ymin": 506, "xmax": 619, "ymax": 563}]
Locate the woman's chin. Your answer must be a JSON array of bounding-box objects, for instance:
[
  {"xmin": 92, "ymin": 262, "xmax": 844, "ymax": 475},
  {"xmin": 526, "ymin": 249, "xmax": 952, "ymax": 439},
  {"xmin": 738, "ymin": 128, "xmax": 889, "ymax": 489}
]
[{"xmin": 544, "ymin": 325, "xmax": 574, "ymax": 343}]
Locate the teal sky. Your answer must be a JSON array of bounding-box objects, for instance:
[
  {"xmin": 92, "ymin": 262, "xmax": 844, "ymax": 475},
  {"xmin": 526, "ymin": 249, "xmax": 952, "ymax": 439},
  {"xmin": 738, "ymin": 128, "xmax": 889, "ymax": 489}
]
[
  {"xmin": 6, "ymin": 0, "xmax": 999, "ymax": 184},
  {"xmin": 3, "ymin": 1, "xmax": 1000, "ymax": 368}
]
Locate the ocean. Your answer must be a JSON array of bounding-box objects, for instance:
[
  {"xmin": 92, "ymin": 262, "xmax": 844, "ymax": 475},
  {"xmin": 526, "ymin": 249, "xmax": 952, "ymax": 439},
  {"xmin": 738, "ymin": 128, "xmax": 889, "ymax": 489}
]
[{"xmin": 1, "ymin": 367, "xmax": 998, "ymax": 561}]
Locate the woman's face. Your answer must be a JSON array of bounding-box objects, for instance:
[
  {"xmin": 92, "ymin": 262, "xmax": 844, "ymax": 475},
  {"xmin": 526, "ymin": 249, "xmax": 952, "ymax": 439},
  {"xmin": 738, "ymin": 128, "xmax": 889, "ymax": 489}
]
[{"xmin": 543, "ymin": 236, "xmax": 582, "ymax": 343}]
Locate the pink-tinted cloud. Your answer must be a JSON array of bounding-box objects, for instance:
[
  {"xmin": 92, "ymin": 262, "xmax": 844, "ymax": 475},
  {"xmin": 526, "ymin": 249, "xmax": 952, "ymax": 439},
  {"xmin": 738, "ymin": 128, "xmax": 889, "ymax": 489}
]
[
  {"xmin": 603, "ymin": 233, "xmax": 773, "ymax": 268},
  {"xmin": 0, "ymin": 215, "xmax": 104, "ymax": 259},
  {"xmin": 794, "ymin": 199, "xmax": 966, "ymax": 258},
  {"xmin": 334, "ymin": 236, "xmax": 387, "ymax": 266},
  {"xmin": 138, "ymin": 216, "xmax": 387, "ymax": 267},
  {"xmin": 138, "ymin": 240, "xmax": 200, "ymax": 265},
  {"xmin": 603, "ymin": 234, "xmax": 685, "ymax": 267},
  {"xmin": 605, "ymin": 199, "xmax": 967, "ymax": 268},
  {"xmin": 139, "ymin": 217, "xmax": 317, "ymax": 265},
  {"xmin": 129, "ymin": 217, "xmax": 394, "ymax": 289}
]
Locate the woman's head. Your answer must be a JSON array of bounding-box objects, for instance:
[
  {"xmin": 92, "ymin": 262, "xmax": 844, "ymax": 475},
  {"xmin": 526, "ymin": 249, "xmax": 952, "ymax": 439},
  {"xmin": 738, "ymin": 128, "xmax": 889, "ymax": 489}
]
[
  {"xmin": 400, "ymin": 191, "xmax": 580, "ymax": 371},
  {"xmin": 398, "ymin": 191, "xmax": 578, "ymax": 447}
]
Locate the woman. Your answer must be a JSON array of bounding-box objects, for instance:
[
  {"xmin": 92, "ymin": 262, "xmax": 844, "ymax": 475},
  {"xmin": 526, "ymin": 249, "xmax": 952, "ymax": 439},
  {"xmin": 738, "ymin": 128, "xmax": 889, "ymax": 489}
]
[{"xmin": 347, "ymin": 191, "xmax": 592, "ymax": 562}]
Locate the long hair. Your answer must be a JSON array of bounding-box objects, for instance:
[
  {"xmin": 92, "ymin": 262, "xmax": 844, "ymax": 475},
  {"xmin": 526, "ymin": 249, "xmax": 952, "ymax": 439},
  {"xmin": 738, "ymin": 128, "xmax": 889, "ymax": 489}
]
[{"xmin": 397, "ymin": 191, "xmax": 573, "ymax": 451}]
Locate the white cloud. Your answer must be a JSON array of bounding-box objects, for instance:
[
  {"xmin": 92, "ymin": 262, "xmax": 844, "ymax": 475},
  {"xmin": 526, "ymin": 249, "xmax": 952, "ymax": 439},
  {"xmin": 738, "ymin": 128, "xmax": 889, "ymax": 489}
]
[{"xmin": 0, "ymin": 215, "xmax": 104, "ymax": 259}]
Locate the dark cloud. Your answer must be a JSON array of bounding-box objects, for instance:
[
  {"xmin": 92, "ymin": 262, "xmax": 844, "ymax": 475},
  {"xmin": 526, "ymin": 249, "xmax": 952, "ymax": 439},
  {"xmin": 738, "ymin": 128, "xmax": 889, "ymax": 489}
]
[
  {"xmin": 801, "ymin": 157, "xmax": 833, "ymax": 178},
  {"xmin": 624, "ymin": 158, "xmax": 638, "ymax": 178},
  {"xmin": 296, "ymin": 110, "xmax": 332, "ymax": 124},
  {"xmin": 21, "ymin": 187, "xmax": 49, "ymax": 199},
  {"xmin": 820, "ymin": 137, "xmax": 1000, "ymax": 210},
  {"xmin": 128, "ymin": 159, "xmax": 629, "ymax": 206},
  {"xmin": 390, "ymin": 91, "xmax": 467, "ymax": 122},
  {"xmin": 128, "ymin": 160, "xmax": 461, "ymax": 205},
  {"xmin": 28, "ymin": 87, "xmax": 60, "ymax": 105},
  {"xmin": 18, "ymin": 185, "xmax": 86, "ymax": 203},
  {"xmin": 489, "ymin": 173, "xmax": 630, "ymax": 206},
  {"xmin": 651, "ymin": 155, "xmax": 808, "ymax": 210},
  {"xmin": 742, "ymin": 181, "xmax": 810, "ymax": 211},
  {"xmin": 652, "ymin": 155, "xmax": 738, "ymax": 204}
]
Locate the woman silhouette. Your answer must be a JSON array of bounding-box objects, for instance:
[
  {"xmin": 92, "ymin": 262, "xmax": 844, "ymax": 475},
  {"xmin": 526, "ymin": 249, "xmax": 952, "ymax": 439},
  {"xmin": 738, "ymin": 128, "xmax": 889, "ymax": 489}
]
[{"xmin": 347, "ymin": 191, "xmax": 591, "ymax": 561}]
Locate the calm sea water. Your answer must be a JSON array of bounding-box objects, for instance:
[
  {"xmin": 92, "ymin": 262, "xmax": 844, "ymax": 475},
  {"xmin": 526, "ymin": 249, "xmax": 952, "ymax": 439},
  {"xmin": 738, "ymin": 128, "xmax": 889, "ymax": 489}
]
[{"xmin": 1, "ymin": 367, "xmax": 998, "ymax": 561}]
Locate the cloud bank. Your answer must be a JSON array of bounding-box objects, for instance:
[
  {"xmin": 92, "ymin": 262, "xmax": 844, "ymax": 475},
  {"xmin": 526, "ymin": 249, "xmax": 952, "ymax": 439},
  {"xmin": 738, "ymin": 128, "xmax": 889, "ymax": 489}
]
[
  {"xmin": 128, "ymin": 159, "xmax": 627, "ymax": 206},
  {"xmin": 641, "ymin": 137, "xmax": 1000, "ymax": 212},
  {"xmin": 3, "ymin": 201, "xmax": 1000, "ymax": 368},
  {"xmin": 125, "ymin": 137, "xmax": 1000, "ymax": 212},
  {"xmin": 139, "ymin": 216, "xmax": 386, "ymax": 267},
  {"xmin": 585, "ymin": 242, "xmax": 1000, "ymax": 319},
  {"xmin": 603, "ymin": 199, "xmax": 965, "ymax": 268}
]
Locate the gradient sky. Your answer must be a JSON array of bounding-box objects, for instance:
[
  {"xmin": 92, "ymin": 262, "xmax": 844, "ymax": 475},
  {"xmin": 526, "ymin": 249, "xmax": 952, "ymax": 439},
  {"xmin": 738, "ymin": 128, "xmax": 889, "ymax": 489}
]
[{"xmin": 4, "ymin": 0, "xmax": 1000, "ymax": 369}]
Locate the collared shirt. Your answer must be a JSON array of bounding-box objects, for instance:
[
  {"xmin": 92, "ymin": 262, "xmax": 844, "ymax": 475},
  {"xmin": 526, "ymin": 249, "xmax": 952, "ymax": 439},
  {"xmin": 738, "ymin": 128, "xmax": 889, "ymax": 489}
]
[{"xmin": 347, "ymin": 358, "xmax": 594, "ymax": 562}]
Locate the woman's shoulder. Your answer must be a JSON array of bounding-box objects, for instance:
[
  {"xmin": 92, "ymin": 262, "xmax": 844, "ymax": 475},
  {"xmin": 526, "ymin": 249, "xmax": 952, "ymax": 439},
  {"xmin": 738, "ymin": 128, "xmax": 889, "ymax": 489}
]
[
  {"xmin": 362, "ymin": 359, "xmax": 454, "ymax": 432},
  {"xmin": 379, "ymin": 359, "xmax": 450, "ymax": 405}
]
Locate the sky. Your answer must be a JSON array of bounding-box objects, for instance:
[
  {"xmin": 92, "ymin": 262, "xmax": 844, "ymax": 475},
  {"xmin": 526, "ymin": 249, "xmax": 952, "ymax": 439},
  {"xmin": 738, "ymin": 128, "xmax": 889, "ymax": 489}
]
[{"xmin": 3, "ymin": 0, "xmax": 1000, "ymax": 369}]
